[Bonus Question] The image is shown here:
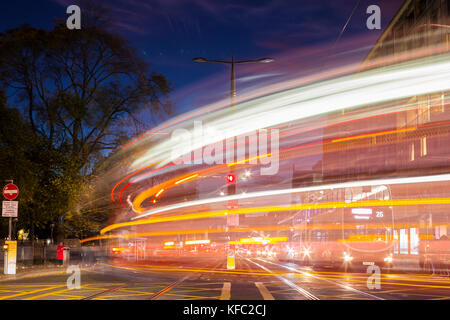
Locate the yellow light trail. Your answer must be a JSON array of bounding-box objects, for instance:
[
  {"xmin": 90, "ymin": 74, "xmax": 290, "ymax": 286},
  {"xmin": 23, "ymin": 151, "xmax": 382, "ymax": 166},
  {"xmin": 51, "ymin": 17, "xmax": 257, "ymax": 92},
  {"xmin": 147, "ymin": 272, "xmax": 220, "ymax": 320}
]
[
  {"xmin": 126, "ymin": 123, "xmax": 431, "ymax": 216},
  {"xmin": 129, "ymin": 125, "xmax": 415, "ymax": 213},
  {"xmin": 174, "ymin": 174, "xmax": 198, "ymax": 185},
  {"xmin": 155, "ymin": 188, "xmax": 165, "ymax": 198},
  {"xmin": 131, "ymin": 152, "xmax": 272, "ymax": 213},
  {"xmin": 229, "ymin": 236, "xmax": 288, "ymax": 245},
  {"xmin": 119, "ymin": 54, "xmax": 450, "ymax": 215},
  {"xmin": 331, "ymin": 127, "xmax": 417, "ymax": 143},
  {"xmin": 133, "ymin": 172, "xmax": 450, "ymax": 220},
  {"xmin": 131, "ymin": 165, "xmax": 229, "ymax": 213},
  {"xmin": 82, "ymin": 222, "xmax": 447, "ymax": 244},
  {"xmin": 99, "ymin": 263, "xmax": 450, "ymax": 289},
  {"xmin": 100, "ymin": 197, "xmax": 450, "ymax": 235},
  {"xmin": 97, "ymin": 261, "xmax": 450, "ymax": 285},
  {"xmin": 227, "ymin": 153, "xmax": 271, "ymax": 167}
]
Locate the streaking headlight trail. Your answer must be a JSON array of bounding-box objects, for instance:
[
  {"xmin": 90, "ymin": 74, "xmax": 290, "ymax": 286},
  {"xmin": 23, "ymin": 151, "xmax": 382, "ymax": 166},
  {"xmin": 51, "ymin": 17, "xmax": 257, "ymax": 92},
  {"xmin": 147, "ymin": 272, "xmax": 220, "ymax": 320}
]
[{"xmin": 132, "ymin": 54, "xmax": 450, "ymax": 170}]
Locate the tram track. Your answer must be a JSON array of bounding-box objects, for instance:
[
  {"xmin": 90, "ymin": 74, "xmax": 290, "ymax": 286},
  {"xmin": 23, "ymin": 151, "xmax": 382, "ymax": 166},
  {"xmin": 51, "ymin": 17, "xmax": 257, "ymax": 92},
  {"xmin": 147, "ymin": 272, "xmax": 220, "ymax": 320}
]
[
  {"xmin": 257, "ymin": 258, "xmax": 385, "ymax": 300},
  {"xmin": 82, "ymin": 283, "xmax": 134, "ymax": 300},
  {"xmin": 147, "ymin": 276, "xmax": 189, "ymax": 300},
  {"xmin": 147, "ymin": 256, "xmax": 224, "ymax": 299},
  {"xmin": 245, "ymin": 258, "xmax": 320, "ymax": 300},
  {"xmin": 83, "ymin": 257, "xmax": 224, "ymax": 300}
]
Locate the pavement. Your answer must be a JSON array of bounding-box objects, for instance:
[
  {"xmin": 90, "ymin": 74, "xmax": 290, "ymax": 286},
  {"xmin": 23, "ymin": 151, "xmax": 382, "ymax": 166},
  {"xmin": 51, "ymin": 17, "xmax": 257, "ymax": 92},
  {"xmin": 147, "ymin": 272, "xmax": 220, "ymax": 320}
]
[
  {"xmin": 0, "ymin": 255, "xmax": 448, "ymax": 300},
  {"xmin": 0, "ymin": 263, "xmax": 94, "ymax": 282}
]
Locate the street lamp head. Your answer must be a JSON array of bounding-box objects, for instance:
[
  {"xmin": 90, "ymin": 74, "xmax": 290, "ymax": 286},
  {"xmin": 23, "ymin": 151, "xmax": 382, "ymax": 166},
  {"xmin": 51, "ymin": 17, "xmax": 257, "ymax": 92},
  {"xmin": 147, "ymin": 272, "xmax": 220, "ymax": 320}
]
[
  {"xmin": 257, "ymin": 57, "xmax": 274, "ymax": 63},
  {"xmin": 192, "ymin": 57, "xmax": 208, "ymax": 62}
]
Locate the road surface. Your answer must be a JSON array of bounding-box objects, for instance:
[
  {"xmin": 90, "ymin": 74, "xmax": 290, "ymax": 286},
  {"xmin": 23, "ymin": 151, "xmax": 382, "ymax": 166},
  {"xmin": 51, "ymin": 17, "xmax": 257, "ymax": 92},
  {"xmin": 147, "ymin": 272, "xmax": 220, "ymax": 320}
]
[{"xmin": 0, "ymin": 255, "xmax": 448, "ymax": 300}]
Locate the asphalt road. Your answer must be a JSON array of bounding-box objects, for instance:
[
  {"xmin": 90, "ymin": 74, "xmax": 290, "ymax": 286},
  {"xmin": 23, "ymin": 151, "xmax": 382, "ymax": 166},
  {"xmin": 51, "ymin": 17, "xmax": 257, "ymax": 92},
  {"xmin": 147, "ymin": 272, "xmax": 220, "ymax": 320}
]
[{"xmin": 0, "ymin": 255, "xmax": 448, "ymax": 300}]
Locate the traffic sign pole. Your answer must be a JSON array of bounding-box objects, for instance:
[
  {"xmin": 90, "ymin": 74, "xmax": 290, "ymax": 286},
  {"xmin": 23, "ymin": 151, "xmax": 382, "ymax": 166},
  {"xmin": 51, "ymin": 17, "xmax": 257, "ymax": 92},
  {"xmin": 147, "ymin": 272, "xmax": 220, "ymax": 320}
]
[
  {"xmin": 2, "ymin": 180, "xmax": 17, "ymax": 240},
  {"xmin": 6, "ymin": 180, "xmax": 12, "ymax": 241},
  {"xmin": 2, "ymin": 180, "xmax": 18, "ymax": 275},
  {"xmin": 8, "ymin": 217, "xmax": 11, "ymax": 241}
]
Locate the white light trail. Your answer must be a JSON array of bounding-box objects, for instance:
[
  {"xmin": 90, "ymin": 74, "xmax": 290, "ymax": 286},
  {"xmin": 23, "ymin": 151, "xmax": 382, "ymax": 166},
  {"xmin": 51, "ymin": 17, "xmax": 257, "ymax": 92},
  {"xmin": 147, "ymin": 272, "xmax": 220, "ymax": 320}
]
[
  {"xmin": 131, "ymin": 54, "xmax": 450, "ymax": 171},
  {"xmin": 185, "ymin": 239, "xmax": 210, "ymax": 245},
  {"xmin": 351, "ymin": 208, "xmax": 373, "ymax": 215},
  {"xmin": 131, "ymin": 173, "xmax": 450, "ymax": 220}
]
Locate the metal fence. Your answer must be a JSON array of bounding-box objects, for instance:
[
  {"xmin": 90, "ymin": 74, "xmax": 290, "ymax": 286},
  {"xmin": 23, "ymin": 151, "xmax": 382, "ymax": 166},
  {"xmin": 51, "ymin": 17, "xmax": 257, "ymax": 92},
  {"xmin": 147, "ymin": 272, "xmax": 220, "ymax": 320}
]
[{"xmin": 0, "ymin": 240, "xmax": 108, "ymax": 266}]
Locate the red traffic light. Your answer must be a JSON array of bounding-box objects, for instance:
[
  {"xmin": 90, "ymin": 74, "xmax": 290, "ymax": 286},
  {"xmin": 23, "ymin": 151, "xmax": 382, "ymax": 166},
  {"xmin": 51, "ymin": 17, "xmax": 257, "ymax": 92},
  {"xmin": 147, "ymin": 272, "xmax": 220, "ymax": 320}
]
[{"xmin": 226, "ymin": 174, "xmax": 235, "ymax": 183}]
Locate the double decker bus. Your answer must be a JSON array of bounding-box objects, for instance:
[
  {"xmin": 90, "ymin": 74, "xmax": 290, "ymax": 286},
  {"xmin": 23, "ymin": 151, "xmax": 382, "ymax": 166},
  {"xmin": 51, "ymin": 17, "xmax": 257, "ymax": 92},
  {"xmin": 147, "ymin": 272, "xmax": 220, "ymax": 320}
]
[{"xmin": 277, "ymin": 184, "xmax": 396, "ymax": 271}]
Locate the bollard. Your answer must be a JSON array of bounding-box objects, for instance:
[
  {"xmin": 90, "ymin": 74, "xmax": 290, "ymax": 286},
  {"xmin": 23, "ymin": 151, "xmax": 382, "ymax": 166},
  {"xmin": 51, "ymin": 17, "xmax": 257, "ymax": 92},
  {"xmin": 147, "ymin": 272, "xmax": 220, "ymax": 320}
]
[
  {"xmin": 227, "ymin": 249, "xmax": 236, "ymax": 270},
  {"xmin": 227, "ymin": 255, "xmax": 235, "ymax": 270},
  {"xmin": 3, "ymin": 244, "xmax": 8, "ymax": 274},
  {"xmin": 3, "ymin": 242, "xmax": 17, "ymax": 274}
]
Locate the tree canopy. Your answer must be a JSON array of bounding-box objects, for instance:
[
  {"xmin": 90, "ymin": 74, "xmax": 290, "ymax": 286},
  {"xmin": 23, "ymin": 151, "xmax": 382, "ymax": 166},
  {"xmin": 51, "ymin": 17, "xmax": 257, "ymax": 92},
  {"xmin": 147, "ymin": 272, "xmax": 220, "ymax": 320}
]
[{"xmin": 0, "ymin": 19, "xmax": 172, "ymax": 240}]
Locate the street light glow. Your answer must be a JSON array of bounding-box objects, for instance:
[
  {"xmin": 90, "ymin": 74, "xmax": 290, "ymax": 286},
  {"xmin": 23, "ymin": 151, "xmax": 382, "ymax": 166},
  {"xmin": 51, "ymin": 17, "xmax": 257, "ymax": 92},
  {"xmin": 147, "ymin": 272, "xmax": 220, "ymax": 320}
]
[
  {"xmin": 257, "ymin": 57, "xmax": 274, "ymax": 63},
  {"xmin": 192, "ymin": 57, "xmax": 207, "ymax": 62}
]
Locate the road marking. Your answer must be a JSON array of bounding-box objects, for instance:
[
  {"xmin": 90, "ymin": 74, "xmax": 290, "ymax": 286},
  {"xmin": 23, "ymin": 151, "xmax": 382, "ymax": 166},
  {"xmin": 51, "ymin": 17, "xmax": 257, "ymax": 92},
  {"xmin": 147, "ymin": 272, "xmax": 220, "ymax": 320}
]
[
  {"xmin": 89, "ymin": 292, "xmax": 153, "ymax": 299},
  {"xmin": 255, "ymin": 282, "xmax": 275, "ymax": 300},
  {"xmin": 220, "ymin": 282, "xmax": 231, "ymax": 300},
  {"xmin": 259, "ymin": 258, "xmax": 384, "ymax": 300},
  {"xmin": 82, "ymin": 283, "xmax": 132, "ymax": 300},
  {"xmin": 0, "ymin": 285, "xmax": 67, "ymax": 300},
  {"xmin": 23, "ymin": 285, "xmax": 87, "ymax": 300},
  {"xmin": 246, "ymin": 258, "xmax": 319, "ymax": 300},
  {"xmin": 99, "ymin": 261, "xmax": 280, "ymax": 276},
  {"xmin": 23, "ymin": 283, "xmax": 127, "ymax": 300},
  {"xmin": 149, "ymin": 276, "xmax": 189, "ymax": 300},
  {"xmin": 50, "ymin": 293, "xmax": 87, "ymax": 299}
]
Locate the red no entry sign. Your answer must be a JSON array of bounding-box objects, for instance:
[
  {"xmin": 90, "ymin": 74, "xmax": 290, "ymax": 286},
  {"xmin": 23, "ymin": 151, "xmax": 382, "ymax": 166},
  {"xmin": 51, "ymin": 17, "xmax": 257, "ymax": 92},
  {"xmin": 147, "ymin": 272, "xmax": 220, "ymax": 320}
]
[{"xmin": 3, "ymin": 184, "xmax": 19, "ymax": 200}]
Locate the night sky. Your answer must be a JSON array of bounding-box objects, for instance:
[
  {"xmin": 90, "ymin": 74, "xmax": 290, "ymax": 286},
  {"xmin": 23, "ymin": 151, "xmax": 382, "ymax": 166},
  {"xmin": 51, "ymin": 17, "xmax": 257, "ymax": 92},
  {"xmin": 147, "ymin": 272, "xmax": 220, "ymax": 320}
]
[{"xmin": 0, "ymin": 0, "xmax": 404, "ymax": 116}]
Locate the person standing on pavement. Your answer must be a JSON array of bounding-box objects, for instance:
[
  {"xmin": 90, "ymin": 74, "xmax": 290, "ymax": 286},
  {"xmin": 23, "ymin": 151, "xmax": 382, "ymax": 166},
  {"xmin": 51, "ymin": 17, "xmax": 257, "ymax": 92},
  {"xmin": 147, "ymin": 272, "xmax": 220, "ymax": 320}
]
[{"xmin": 56, "ymin": 242, "xmax": 64, "ymax": 266}]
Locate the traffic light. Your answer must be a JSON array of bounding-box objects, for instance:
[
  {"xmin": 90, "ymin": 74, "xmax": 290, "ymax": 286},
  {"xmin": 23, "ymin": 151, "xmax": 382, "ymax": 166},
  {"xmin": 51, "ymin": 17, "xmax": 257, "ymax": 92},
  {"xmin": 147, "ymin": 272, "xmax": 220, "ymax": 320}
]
[
  {"xmin": 226, "ymin": 174, "xmax": 236, "ymax": 196},
  {"xmin": 226, "ymin": 174, "xmax": 235, "ymax": 183}
]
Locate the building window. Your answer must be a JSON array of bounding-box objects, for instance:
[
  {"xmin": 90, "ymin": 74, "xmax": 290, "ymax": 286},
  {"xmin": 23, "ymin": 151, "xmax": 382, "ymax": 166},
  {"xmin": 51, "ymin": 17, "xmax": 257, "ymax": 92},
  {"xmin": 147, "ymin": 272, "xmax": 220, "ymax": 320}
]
[
  {"xmin": 410, "ymin": 228, "xmax": 419, "ymax": 255},
  {"xmin": 421, "ymin": 136, "xmax": 427, "ymax": 156},
  {"xmin": 435, "ymin": 225, "xmax": 448, "ymax": 239},
  {"xmin": 400, "ymin": 229, "xmax": 408, "ymax": 254},
  {"xmin": 410, "ymin": 142, "xmax": 415, "ymax": 161},
  {"xmin": 393, "ymin": 230, "xmax": 399, "ymax": 254}
]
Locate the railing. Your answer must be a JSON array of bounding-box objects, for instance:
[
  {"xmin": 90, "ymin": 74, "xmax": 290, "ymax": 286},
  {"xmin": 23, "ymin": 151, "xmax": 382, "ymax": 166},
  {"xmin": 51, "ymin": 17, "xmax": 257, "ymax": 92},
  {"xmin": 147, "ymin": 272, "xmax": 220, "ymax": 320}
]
[{"xmin": 0, "ymin": 240, "xmax": 108, "ymax": 266}]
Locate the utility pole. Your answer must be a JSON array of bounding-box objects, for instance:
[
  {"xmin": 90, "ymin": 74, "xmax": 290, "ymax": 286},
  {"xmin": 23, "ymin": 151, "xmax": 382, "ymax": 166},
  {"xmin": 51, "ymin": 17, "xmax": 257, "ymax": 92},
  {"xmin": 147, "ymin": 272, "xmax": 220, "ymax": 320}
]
[
  {"xmin": 193, "ymin": 55, "xmax": 274, "ymax": 268},
  {"xmin": 193, "ymin": 55, "xmax": 274, "ymax": 201},
  {"xmin": 3, "ymin": 179, "xmax": 18, "ymax": 275},
  {"xmin": 4, "ymin": 179, "xmax": 14, "ymax": 240}
]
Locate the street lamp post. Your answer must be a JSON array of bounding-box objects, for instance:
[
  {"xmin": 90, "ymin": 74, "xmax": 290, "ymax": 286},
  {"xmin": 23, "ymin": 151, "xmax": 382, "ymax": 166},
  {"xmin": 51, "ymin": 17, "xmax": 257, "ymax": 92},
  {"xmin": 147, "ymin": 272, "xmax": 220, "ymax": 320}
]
[
  {"xmin": 192, "ymin": 56, "xmax": 274, "ymax": 110},
  {"xmin": 193, "ymin": 55, "xmax": 274, "ymax": 268}
]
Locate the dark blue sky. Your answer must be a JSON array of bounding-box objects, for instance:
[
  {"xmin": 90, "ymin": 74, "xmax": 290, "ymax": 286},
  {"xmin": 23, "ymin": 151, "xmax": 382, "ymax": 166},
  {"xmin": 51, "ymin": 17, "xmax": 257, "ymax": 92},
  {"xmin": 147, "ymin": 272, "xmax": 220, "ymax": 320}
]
[{"xmin": 0, "ymin": 0, "xmax": 404, "ymax": 115}]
